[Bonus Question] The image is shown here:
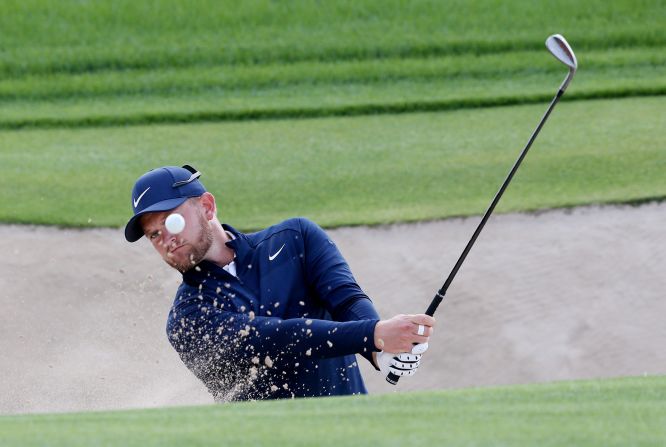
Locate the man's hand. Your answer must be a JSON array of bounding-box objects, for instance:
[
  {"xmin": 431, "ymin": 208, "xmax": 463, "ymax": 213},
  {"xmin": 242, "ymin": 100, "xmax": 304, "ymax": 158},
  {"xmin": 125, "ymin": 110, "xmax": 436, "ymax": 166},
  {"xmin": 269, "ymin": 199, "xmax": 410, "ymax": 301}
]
[
  {"xmin": 374, "ymin": 350, "xmax": 423, "ymax": 379},
  {"xmin": 374, "ymin": 314, "xmax": 435, "ymax": 353}
]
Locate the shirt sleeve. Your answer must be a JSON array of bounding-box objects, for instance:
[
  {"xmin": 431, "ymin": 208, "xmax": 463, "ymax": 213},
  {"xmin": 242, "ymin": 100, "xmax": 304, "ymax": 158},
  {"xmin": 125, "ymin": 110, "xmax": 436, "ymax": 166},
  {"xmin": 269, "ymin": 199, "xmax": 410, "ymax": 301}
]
[
  {"xmin": 298, "ymin": 218, "xmax": 381, "ymax": 322},
  {"xmin": 297, "ymin": 218, "xmax": 381, "ymax": 366},
  {"xmin": 169, "ymin": 295, "xmax": 378, "ymax": 365}
]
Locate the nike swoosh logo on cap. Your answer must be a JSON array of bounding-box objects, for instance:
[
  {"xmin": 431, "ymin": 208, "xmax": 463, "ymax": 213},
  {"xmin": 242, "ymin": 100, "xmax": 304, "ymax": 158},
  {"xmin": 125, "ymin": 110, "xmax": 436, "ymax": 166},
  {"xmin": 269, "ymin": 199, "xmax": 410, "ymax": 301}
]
[
  {"xmin": 133, "ymin": 187, "xmax": 150, "ymax": 208},
  {"xmin": 268, "ymin": 243, "xmax": 286, "ymax": 261}
]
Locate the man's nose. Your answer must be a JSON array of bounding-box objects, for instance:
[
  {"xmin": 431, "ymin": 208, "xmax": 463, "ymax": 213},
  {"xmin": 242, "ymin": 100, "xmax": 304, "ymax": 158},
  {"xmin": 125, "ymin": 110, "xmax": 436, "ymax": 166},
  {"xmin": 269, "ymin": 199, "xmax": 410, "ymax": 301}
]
[{"xmin": 160, "ymin": 227, "xmax": 177, "ymax": 246}]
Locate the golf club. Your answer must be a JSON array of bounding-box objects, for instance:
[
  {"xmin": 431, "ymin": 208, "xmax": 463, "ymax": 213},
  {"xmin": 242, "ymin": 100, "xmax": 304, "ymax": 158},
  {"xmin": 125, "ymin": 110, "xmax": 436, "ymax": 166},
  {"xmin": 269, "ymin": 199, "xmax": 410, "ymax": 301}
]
[{"xmin": 387, "ymin": 34, "xmax": 577, "ymax": 385}]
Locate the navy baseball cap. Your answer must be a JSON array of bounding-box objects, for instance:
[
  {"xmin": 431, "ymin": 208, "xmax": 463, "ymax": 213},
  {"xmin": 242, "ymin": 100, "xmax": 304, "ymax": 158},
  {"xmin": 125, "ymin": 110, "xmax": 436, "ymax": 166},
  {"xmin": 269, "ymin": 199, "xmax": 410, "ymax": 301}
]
[{"xmin": 124, "ymin": 165, "xmax": 207, "ymax": 242}]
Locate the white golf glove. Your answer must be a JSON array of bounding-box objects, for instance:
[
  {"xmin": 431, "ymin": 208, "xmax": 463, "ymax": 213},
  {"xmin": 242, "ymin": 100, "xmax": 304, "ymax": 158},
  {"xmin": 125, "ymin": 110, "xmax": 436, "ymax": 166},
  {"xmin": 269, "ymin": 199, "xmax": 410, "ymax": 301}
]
[{"xmin": 375, "ymin": 343, "xmax": 428, "ymax": 378}]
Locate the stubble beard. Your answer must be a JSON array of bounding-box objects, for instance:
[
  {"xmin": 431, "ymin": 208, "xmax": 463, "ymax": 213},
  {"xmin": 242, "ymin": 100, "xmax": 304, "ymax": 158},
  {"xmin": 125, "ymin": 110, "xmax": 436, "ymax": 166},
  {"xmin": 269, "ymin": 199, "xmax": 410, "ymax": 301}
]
[{"xmin": 167, "ymin": 211, "xmax": 214, "ymax": 273}]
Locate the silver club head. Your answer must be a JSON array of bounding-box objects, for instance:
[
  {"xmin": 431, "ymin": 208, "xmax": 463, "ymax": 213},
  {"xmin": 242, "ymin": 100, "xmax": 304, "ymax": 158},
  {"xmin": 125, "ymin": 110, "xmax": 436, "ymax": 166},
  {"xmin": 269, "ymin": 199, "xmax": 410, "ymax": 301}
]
[{"xmin": 546, "ymin": 34, "xmax": 577, "ymax": 92}]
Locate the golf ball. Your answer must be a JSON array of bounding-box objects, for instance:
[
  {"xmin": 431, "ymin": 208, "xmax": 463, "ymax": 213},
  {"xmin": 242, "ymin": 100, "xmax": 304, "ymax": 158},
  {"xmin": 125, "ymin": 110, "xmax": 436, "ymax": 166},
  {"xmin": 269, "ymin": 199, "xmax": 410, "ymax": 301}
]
[{"xmin": 165, "ymin": 213, "xmax": 185, "ymax": 234}]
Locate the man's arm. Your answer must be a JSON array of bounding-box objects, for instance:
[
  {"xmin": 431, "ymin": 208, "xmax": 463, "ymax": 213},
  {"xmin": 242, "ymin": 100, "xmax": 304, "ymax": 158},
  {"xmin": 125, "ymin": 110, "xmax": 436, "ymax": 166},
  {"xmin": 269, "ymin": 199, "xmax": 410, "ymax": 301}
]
[
  {"xmin": 170, "ymin": 298, "xmax": 433, "ymax": 393},
  {"xmin": 297, "ymin": 218, "xmax": 436, "ymax": 370},
  {"xmin": 298, "ymin": 218, "xmax": 380, "ymax": 322},
  {"xmin": 169, "ymin": 297, "xmax": 379, "ymax": 365}
]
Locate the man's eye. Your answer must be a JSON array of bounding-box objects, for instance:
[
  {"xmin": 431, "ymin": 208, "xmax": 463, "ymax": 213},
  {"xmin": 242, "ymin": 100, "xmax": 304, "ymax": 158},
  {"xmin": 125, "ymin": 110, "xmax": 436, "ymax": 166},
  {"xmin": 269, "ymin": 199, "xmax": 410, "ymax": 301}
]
[{"xmin": 150, "ymin": 231, "xmax": 159, "ymax": 240}]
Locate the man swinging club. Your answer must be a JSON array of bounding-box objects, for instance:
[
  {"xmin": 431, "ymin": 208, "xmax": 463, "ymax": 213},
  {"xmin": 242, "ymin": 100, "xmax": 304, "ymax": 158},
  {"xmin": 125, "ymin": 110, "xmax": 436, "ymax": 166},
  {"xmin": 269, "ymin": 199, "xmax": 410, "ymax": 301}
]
[{"xmin": 125, "ymin": 165, "xmax": 435, "ymax": 400}]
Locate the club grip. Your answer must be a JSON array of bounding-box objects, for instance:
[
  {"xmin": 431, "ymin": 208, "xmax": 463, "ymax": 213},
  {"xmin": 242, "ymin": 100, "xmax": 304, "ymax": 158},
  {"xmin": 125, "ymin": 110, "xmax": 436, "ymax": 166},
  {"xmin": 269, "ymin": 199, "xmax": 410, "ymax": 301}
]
[{"xmin": 386, "ymin": 371, "xmax": 400, "ymax": 385}]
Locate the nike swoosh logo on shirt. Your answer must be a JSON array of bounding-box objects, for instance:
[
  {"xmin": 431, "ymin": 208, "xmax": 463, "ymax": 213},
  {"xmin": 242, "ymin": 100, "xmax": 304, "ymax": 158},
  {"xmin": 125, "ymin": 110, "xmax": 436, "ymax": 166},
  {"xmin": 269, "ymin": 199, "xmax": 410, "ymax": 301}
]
[
  {"xmin": 268, "ymin": 243, "xmax": 286, "ymax": 261},
  {"xmin": 133, "ymin": 187, "xmax": 150, "ymax": 208}
]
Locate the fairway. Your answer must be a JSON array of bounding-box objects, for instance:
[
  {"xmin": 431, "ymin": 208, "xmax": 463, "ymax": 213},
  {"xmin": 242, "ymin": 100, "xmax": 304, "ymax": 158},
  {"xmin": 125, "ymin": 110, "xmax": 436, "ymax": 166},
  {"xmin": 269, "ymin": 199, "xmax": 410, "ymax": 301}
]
[
  {"xmin": 1, "ymin": 46, "xmax": 664, "ymax": 128},
  {"xmin": 1, "ymin": 0, "xmax": 663, "ymax": 231},
  {"xmin": 1, "ymin": 376, "xmax": 664, "ymax": 447},
  {"xmin": 1, "ymin": 96, "xmax": 664, "ymax": 229},
  {"xmin": 0, "ymin": 0, "xmax": 664, "ymax": 128}
]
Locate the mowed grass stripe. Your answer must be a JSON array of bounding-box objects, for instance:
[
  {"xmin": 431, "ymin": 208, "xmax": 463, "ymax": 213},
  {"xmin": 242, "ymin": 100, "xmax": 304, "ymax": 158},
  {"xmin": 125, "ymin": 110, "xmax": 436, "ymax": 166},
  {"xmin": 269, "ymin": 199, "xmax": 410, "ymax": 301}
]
[
  {"xmin": 0, "ymin": 0, "xmax": 663, "ymax": 76},
  {"xmin": 3, "ymin": 32, "xmax": 664, "ymax": 78},
  {"xmin": 1, "ymin": 376, "xmax": 665, "ymax": 447},
  {"xmin": 2, "ymin": 88, "xmax": 665, "ymax": 130},
  {"xmin": 2, "ymin": 48, "xmax": 665, "ymax": 129},
  {"xmin": 1, "ymin": 1, "xmax": 662, "ymax": 130},
  {"xmin": 1, "ymin": 47, "xmax": 663, "ymax": 101},
  {"xmin": 1, "ymin": 96, "xmax": 664, "ymax": 229}
]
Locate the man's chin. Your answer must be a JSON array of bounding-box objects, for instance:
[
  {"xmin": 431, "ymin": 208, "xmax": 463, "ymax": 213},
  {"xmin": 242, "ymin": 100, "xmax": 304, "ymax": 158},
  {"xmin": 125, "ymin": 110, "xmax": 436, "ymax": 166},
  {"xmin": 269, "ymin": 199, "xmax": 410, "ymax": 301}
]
[
  {"xmin": 165, "ymin": 254, "xmax": 198, "ymax": 273},
  {"xmin": 168, "ymin": 262, "xmax": 197, "ymax": 273}
]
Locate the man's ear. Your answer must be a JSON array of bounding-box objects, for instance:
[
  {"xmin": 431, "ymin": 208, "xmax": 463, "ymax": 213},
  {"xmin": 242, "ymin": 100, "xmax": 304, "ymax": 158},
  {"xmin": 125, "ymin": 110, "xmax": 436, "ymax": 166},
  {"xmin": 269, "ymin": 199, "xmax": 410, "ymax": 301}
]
[{"xmin": 199, "ymin": 192, "xmax": 217, "ymax": 220}]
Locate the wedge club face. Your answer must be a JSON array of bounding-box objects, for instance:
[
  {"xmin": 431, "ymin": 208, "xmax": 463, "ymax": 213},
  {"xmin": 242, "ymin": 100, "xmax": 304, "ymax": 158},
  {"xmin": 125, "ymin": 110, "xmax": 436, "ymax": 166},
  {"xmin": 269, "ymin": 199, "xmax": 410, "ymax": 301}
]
[{"xmin": 546, "ymin": 34, "xmax": 577, "ymax": 92}]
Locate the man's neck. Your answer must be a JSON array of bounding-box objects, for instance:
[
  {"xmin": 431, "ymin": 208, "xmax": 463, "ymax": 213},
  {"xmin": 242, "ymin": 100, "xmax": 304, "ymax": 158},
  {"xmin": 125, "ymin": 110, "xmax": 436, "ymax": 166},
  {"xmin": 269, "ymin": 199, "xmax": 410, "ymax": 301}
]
[{"xmin": 205, "ymin": 220, "xmax": 236, "ymax": 268}]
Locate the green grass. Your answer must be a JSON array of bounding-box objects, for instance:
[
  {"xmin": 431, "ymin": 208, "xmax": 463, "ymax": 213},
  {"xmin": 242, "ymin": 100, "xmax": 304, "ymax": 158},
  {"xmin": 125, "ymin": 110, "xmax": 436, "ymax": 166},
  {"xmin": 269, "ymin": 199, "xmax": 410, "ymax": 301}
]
[
  {"xmin": 2, "ymin": 376, "xmax": 665, "ymax": 446},
  {"xmin": 1, "ymin": 96, "xmax": 664, "ymax": 230},
  {"xmin": 0, "ymin": 0, "xmax": 663, "ymax": 128},
  {"xmin": 1, "ymin": 46, "xmax": 665, "ymax": 128},
  {"xmin": 1, "ymin": 0, "xmax": 663, "ymax": 75},
  {"xmin": 4, "ymin": 47, "xmax": 663, "ymax": 102},
  {"xmin": 0, "ymin": 0, "xmax": 664, "ymax": 227}
]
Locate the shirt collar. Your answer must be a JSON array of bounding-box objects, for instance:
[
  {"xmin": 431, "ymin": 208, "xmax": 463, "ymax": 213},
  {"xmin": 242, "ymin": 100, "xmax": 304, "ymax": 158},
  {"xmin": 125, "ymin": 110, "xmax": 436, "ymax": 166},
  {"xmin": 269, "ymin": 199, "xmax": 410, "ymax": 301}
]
[
  {"xmin": 182, "ymin": 223, "xmax": 252, "ymax": 285},
  {"xmin": 222, "ymin": 223, "xmax": 254, "ymax": 275}
]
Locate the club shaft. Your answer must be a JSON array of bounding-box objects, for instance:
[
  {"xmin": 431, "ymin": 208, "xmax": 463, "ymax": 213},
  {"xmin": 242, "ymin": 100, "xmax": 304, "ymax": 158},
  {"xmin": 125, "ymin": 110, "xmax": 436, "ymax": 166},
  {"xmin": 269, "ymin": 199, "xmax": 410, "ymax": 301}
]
[
  {"xmin": 386, "ymin": 89, "xmax": 566, "ymax": 386},
  {"xmin": 426, "ymin": 89, "xmax": 564, "ymax": 316},
  {"xmin": 388, "ymin": 36, "xmax": 576, "ymax": 384}
]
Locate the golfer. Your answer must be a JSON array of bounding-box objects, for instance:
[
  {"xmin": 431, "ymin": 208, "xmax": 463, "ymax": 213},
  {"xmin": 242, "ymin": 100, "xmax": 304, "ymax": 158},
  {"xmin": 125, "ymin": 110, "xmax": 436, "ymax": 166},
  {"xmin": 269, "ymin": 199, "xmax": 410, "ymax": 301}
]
[{"xmin": 125, "ymin": 165, "xmax": 435, "ymax": 401}]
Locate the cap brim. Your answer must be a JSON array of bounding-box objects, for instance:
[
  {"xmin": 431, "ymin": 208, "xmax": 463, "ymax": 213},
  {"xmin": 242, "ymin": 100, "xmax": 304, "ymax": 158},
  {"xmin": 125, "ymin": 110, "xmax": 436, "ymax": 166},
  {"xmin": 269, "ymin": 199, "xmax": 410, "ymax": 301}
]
[{"xmin": 124, "ymin": 197, "xmax": 188, "ymax": 242}]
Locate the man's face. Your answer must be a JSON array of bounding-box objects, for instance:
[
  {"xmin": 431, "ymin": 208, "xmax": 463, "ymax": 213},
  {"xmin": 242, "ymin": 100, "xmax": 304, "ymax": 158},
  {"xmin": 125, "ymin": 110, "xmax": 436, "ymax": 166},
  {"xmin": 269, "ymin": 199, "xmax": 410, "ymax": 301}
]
[{"xmin": 140, "ymin": 198, "xmax": 213, "ymax": 272}]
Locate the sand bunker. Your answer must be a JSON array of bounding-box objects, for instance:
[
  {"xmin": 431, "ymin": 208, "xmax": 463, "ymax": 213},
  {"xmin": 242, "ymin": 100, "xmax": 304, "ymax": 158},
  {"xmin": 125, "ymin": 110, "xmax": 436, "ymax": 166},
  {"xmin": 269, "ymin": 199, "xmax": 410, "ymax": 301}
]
[{"xmin": 1, "ymin": 202, "xmax": 665, "ymax": 414}]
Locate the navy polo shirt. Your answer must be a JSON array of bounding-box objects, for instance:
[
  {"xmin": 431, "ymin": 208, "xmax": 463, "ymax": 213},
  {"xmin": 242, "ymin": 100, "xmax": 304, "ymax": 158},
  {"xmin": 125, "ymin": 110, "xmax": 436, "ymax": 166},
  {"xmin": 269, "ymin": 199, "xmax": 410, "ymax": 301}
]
[{"xmin": 166, "ymin": 217, "xmax": 380, "ymax": 401}]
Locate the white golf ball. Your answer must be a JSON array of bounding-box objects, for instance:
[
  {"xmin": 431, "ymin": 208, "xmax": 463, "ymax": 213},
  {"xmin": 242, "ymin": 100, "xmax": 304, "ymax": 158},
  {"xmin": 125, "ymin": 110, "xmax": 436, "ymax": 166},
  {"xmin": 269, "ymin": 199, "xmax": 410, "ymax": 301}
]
[{"xmin": 165, "ymin": 213, "xmax": 186, "ymax": 234}]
